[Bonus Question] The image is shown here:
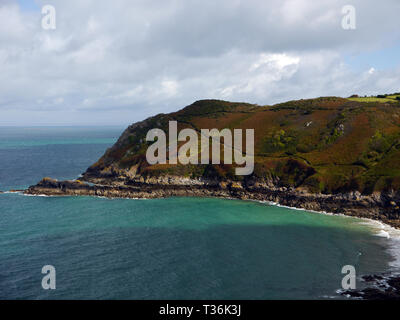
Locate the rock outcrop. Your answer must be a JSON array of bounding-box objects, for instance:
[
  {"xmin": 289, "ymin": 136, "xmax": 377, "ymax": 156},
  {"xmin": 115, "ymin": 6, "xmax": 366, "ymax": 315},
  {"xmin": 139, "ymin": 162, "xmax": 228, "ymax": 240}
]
[{"xmin": 25, "ymin": 176, "xmax": 400, "ymax": 228}]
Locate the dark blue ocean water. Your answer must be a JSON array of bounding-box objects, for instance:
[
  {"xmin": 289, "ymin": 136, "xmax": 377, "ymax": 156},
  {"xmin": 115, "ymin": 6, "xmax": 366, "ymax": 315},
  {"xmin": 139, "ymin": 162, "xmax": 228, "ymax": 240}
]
[{"xmin": 0, "ymin": 127, "xmax": 399, "ymax": 299}]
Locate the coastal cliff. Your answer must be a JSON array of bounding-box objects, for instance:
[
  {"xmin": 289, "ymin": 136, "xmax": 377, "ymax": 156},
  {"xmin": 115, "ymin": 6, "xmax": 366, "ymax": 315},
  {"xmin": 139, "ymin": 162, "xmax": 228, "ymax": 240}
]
[{"xmin": 24, "ymin": 96, "xmax": 400, "ymax": 227}]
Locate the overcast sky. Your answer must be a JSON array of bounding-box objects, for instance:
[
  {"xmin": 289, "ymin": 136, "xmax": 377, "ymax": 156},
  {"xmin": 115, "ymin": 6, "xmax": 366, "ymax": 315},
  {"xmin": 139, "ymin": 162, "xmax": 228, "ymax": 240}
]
[{"xmin": 1, "ymin": 0, "xmax": 400, "ymax": 125}]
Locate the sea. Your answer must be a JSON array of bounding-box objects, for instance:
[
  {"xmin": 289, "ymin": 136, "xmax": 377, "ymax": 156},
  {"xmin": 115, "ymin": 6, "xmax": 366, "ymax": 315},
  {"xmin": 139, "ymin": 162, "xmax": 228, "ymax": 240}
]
[{"xmin": 0, "ymin": 126, "xmax": 399, "ymax": 299}]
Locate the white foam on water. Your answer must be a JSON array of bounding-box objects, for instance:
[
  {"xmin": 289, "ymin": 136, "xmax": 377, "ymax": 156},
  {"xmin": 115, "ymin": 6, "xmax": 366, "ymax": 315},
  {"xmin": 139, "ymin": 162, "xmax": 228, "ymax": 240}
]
[
  {"xmin": 87, "ymin": 194, "xmax": 149, "ymax": 201},
  {"xmin": 20, "ymin": 193, "xmax": 53, "ymax": 197},
  {"xmin": 376, "ymin": 230, "xmax": 390, "ymax": 239},
  {"xmin": 360, "ymin": 218, "xmax": 400, "ymax": 239},
  {"xmin": 257, "ymin": 200, "xmax": 352, "ymax": 219},
  {"xmin": 342, "ymin": 217, "xmax": 400, "ymax": 270},
  {"xmin": 256, "ymin": 199, "xmax": 400, "ymax": 271}
]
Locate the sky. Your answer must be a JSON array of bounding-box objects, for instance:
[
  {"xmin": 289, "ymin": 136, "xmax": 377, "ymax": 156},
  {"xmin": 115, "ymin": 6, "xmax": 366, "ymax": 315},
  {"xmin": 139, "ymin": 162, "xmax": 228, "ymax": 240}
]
[{"xmin": 1, "ymin": 0, "xmax": 400, "ymax": 125}]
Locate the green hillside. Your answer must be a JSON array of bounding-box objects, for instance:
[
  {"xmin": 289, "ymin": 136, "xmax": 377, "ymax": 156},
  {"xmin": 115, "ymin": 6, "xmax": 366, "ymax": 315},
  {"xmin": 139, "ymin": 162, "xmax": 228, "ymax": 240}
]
[{"xmin": 84, "ymin": 96, "xmax": 400, "ymax": 195}]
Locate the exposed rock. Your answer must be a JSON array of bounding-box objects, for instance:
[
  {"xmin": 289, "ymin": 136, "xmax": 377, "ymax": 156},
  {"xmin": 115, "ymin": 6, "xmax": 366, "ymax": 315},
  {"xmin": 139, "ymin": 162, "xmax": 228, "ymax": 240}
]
[
  {"xmin": 342, "ymin": 274, "xmax": 400, "ymax": 300},
  {"xmin": 24, "ymin": 175, "xmax": 400, "ymax": 228}
]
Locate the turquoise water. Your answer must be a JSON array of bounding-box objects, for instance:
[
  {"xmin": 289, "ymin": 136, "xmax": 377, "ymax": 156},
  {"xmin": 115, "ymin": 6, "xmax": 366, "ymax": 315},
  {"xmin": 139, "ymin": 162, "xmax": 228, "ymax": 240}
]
[{"xmin": 0, "ymin": 127, "xmax": 398, "ymax": 299}]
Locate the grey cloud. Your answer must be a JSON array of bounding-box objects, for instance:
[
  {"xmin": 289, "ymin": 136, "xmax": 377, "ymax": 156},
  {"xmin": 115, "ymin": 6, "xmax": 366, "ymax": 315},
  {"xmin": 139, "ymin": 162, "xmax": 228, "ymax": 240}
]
[{"xmin": 0, "ymin": 0, "xmax": 399, "ymax": 125}]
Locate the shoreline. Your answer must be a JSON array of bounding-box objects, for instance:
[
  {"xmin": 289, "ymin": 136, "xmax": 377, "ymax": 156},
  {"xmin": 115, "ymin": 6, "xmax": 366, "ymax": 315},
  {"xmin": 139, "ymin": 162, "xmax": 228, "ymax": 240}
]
[
  {"xmin": 11, "ymin": 183, "xmax": 400, "ymax": 244},
  {"xmin": 23, "ymin": 176, "xmax": 400, "ymax": 229},
  {"xmin": 8, "ymin": 186, "xmax": 400, "ymax": 242}
]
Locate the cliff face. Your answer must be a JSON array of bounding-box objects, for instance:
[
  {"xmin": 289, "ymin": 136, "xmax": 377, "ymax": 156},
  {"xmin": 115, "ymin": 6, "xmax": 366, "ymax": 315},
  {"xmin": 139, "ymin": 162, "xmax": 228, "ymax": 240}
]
[{"xmin": 25, "ymin": 97, "xmax": 400, "ymax": 227}]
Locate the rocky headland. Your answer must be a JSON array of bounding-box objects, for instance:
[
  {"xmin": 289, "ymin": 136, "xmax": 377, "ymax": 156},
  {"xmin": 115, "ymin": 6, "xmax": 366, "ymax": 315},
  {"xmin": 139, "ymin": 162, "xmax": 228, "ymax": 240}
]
[{"xmin": 23, "ymin": 97, "xmax": 400, "ymax": 228}]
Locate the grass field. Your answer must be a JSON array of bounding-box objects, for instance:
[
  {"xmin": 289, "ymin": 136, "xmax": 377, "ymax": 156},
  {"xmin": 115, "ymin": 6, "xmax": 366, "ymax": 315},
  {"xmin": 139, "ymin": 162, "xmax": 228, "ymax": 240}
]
[{"xmin": 348, "ymin": 94, "xmax": 400, "ymax": 103}]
